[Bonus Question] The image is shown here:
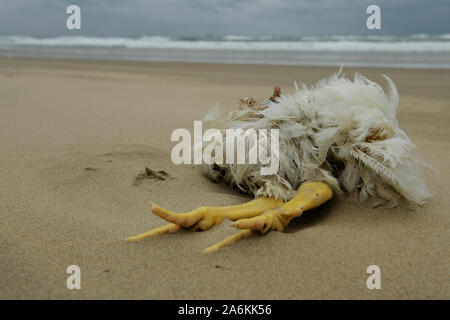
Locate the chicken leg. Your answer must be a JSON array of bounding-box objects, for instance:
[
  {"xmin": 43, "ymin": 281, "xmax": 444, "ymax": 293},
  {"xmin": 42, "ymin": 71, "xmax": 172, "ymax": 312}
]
[{"xmin": 126, "ymin": 181, "xmax": 333, "ymax": 253}]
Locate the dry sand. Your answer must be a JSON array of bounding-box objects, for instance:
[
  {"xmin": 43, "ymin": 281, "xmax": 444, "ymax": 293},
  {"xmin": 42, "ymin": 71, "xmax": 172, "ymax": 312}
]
[{"xmin": 0, "ymin": 57, "xmax": 448, "ymax": 299}]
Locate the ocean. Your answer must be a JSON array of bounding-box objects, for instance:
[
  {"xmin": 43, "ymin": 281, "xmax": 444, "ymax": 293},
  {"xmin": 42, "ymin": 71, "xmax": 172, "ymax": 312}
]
[{"xmin": 1, "ymin": 34, "xmax": 450, "ymax": 68}]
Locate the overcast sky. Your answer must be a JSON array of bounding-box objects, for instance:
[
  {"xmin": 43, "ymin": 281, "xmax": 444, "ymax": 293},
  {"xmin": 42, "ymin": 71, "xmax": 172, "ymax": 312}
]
[{"xmin": 0, "ymin": 0, "xmax": 449, "ymax": 37}]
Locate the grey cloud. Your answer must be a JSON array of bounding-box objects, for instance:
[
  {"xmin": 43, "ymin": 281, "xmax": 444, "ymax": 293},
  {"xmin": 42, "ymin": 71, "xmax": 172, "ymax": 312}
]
[{"xmin": 0, "ymin": 0, "xmax": 448, "ymax": 36}]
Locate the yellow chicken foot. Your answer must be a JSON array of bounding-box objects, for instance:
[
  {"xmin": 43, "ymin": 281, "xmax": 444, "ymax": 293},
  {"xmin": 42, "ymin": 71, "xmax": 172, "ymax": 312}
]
[
  {"xmin": 125, "ymin": 223, "xmax": 181, "ymax": 241},
  {"xmin": 204, "ymin": 181, "xmax": 333, "ymax": 253},
  {"xmin": 127, "ymin": 181, "xmax": 332, "ymax": 253},
  {"xmin": 126, "ymin": 197, "xmax": 282, "ymax": 241},
  {"xmin": 203, "ymin": 230, "xmax": 253, "ymax": 254},
  {"xmin": 232, "ymin": 181, "xmax": 333, "ymax": 233}
]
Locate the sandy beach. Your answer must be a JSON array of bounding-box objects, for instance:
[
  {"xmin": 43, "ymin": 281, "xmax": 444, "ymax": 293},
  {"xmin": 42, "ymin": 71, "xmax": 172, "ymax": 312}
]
[{"xmin": 0, "ymin": 57, "xmax": 448, "ymax": 299}]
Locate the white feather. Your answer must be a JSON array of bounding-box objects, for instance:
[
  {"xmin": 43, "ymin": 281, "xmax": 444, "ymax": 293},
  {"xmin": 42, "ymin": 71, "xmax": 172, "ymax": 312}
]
[{"xmin": 198, "ymin": 72, "xmax": 431, "ymax": 205}]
